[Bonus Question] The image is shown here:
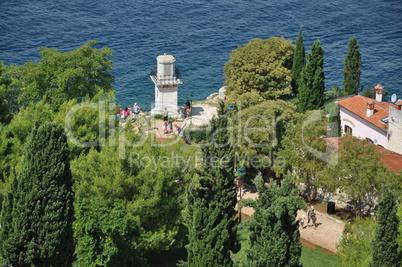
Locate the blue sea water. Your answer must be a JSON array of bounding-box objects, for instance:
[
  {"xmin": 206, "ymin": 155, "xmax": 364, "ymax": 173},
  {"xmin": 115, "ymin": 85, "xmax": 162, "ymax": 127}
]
[{"xmin": 1, "ymin": 0, "xmax": 401, "ymax": 110}]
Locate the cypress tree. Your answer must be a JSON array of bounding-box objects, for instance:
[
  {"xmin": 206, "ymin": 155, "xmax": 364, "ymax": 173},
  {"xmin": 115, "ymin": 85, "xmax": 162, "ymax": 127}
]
[
  {"xmin": 291, "ymin": 26, "xmax": 306, "ymax": 95},
  {"xmin": 244, "ymin": 174, "xmax": 305, "ymax": 266},
  {"xmin": 372, "ymin": 190, "xmax": 399, "ymax": 266},
  {"xmin": 343, "ymin": 36, "xmax": 361, "ymax": 95},
  {"xmin": 185, "ymin": 103, "xmax": 239, "ymax": 266},
  {"xmin": 0, "ymin": 122, "xmax": 74, "ymax": 266},
  {"xmin": 297, "ymin": 39, "xmax": 325, "ymax": 112}
]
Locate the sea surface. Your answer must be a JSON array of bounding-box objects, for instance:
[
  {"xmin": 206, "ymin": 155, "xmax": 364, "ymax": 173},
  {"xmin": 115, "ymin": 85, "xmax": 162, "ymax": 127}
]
[{"xmin": 1, "ymin": 0, "xmax": 401, "ymax": 110}]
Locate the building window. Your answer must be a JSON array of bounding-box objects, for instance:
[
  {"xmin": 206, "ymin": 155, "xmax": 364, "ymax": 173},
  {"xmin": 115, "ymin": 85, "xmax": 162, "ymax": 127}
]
[{"xmin": 344, "ymin": 125, "xmax": 353, "ymax": 135}]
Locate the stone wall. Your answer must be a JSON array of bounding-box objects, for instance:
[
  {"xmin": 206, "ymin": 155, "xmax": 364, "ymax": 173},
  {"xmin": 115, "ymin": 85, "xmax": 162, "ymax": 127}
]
[{"xmin": 298, "ymin": 183, "xmax": 379, "ymax": 215}]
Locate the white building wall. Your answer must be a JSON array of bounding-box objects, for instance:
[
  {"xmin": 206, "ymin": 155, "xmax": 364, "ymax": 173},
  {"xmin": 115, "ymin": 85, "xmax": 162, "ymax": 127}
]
[
  {"xmin": 154, "ymin": 85, "xmax": 178, "ymax": 114},
  {"xmin": 340, "ymin": 107, "xmax": 388, "ymax": 147},
  {"xmin": 388, "ymin": 107, "xmax": 402, "ymax": 154}
]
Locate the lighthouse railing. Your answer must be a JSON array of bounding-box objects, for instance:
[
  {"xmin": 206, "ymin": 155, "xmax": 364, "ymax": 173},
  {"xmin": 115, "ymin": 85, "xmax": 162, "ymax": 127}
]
[{"xmin": 150, "ymin": 67, "xmax": 182, "ymax": 85}]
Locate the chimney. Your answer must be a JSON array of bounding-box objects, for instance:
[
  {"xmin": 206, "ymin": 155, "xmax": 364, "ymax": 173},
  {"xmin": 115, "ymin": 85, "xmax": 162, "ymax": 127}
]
[
  {"xmin": 374, "ymin": 84, "xmax": 384, "ymax": 102},
  {"xmin": 366, "ymin": 101, "xmax": 375, "ymax": 117},
  {"xmin": 395, "ymin": 100, "xmax": 402, "ymax": 111}
]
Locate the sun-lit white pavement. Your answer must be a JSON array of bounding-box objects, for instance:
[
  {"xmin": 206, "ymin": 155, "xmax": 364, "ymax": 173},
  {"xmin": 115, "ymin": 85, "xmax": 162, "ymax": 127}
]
[{"xmin": 239, "ymin": 189, "xmax": 345, "ymax": 253}]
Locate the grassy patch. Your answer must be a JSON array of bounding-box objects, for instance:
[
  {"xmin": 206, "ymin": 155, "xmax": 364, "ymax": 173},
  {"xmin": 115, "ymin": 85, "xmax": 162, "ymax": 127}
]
[
  {"xmin": 234, "ymin": 226, "xmax": 341, "ymax": 266},
  {"xmin": 147, "ymin": 246, "xmax": 187, "ymax": 267},
  {"xmin": 231, "ymin": 226, "xmax": 250, "ymax": 266},
  {"xmin": 301, "ymin": 246, "xmax": 340, "ymax": 267}
]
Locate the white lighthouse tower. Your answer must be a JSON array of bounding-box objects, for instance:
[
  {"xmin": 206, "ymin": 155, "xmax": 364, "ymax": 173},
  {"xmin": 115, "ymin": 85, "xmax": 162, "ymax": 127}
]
[{"xmin": 150, "ymin": 54, "xmax": 182, "ymax": 115}]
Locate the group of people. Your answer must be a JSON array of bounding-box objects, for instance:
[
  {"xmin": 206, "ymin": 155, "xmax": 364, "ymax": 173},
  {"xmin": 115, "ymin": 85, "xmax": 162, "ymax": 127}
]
[
  {"xmin": 116, "ymin": 103, "xmax": 141, "ymax": 122},
  {"xmin": 162, "ymin": 107, "xmax": 182, "ymax": 134},
  {"xmin": 162, "ymin": 121, "xmax": 182, "ymax": 135},
  {"xmin": 297, "ymin": 206, "xmax": 318, "ymax": 229},
  {"xmin": 162, "ymin": 120, "xmax": 174, "ymax": 134},
  {"xmin": 178, "ymin": 100, "xmax": 191, "ymax": 119}
]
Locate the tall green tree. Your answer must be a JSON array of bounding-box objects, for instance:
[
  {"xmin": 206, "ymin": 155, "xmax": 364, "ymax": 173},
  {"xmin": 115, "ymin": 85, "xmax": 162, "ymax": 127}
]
[
  {"xmin": 74, "ymin": 199, "xmax": 146, "ymax": 267},
  {"xmin": 372, "ymin": 190, "xmax": 399, "ymax": 266},
  {"xmin": 291, "ymin": 26, "xmax": 306, "ymax": 95},
  {"xmin": 17, "ymin": 40, "xmax": 114, "ymax": 109},
  {"xmin": 224, "ymin": 37, "xmax": 294, "ymax": 100},
  {"xmin": 343, "ymin": 36, "xmax": 361, "ymax": 95},
  {"xmin": 337, "ymin": 217, "xmax": 376, "ymax": 267},
  {"xmin": 297, "ymin": 39, "xmax": 325, "ymax": 112},
  {"xmin": 318, "ymin": 135, "xmax": 389, "ymax": 216},
  {"xmin": 397, "ymin": 198, "xmax": 402, "ymax": 265},
  {"xmin": 185, "ymin": 106, "xmax": 239, "ymax": 266},
  {"xmin": 233, "ymin": 99, "xmax": 298, "ymax": 173},
  {"xmin": 0, "ymin": 62, "xmax": 18, "ymax": 124},
  {"xmin": 185, "ymin": 168, "xmax": 238, "ymax": 267},
  {"xmin": 273, "ymin": 110, "xmax": 330, "ymax": 201},
  {"xmin": 0, "ymin": 122, "xmax": 74, "ymax": 266},
  {"xmin": 72, "ymin": 134, "xmax": 194, "ymax": 264},
  {"xmin": 242, "ymin": 174, "xmax": 305, "ymax": 266}
]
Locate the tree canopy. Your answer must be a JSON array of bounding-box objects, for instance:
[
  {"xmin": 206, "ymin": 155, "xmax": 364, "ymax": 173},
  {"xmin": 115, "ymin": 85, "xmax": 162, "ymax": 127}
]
[
  {"xmin": 318, "ymin": 135, "xmax": 390, "ymax": 216},
  {"xmin": 224, "ymin": 37, "xmax": 294, "ymax": 101},
  {"xmin": 291, "ymin": 26, "xmax": 306, "ymax": 95},
  {"xmin": 297, "ymin": 39, "xmax": 325, "ymax": 112},
  {"xmin": 372, "ymin": 190, "xmax": 399, "ymax": 266},
  {"xmin": 0, "ymin": 122, "xmax": 75, "ymax": 266},
  {"xmin": 232, "ymin": 99, "xmax": 298, "ymax": 172},
  {"xmin": 274, "ymin": 110, "xmax": 330, "ymax": 200},
  {"xmin": 242, "ymin": 174, "xmax": 305, "ymax": 266},
  {"xmin": 343, "ymin": 36, "xmax": 361, "ymax": 95},
  {"xmin": 16, "ymin": 40, "xmax": 114, "ymax": 109},
  {"xmin": 337, "ymin": 217, "xmax": 376, "ymax": 267},
  {"xmin": 0, "ymin": 62, "xmax": 18, "ymax": 124},
  {"xmin": 185, "ymin": 106, "xmax": 239, "ymax": 266}
]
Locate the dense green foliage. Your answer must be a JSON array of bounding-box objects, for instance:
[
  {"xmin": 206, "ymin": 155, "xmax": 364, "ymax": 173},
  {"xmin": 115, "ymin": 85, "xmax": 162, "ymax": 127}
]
[
  {"xmin": 397, "ymin": 204, "xmax": 402, "ymax": 265},
  {"xmin": 0, "ymin": 35, "xmax": 399, "ymax": 266},
  {"xmin": 242, "ymin": 174, "xmax": 305, "ymax": 266},
  {"xmin": 16, "ymin": 40, "xmax": 114, "ymax": 109},
  {"xmin": 74, "ymin": 199, "xmax": 146, "ymax": 266},
  {"xmin": 291, "ymin": 27, "xmax": 306, "ymax": 95},
  {"xmin": 72, "ymin": 138, "xmax": 192, "ymax": 265},
  {"xmin": 0, "ymin": 62, "xmax": 18, "ymax": 124},
  {"xmin": 0, "ymin": 122, "xmax": 75, "ymax": 266},
  {"xmin": 274, "ymin": 110, "xmax": 329, "ymax": 200},
  {"xmin": 362, "ymin": 85, "xmax": 388, "ymax": 100},
  {"xmin": 297, "ymin": 39, "xmax": 325, "ymax": 112},
  {"xmin": 318, "ymin": 135, "xmax": 391, "ymax": 216},
  {"xmin": 185, "ymin": 170, "xmax": 238, "ymax": 267},
  {"xmin": 185, "ymin": 107, "xmax": 239, "ymax": 266},
  {"xmin": 233, "ymin": 99, "xmax": 298, "ymax": 172},
  {"xmin": 224, "ymin": 37, "xmax": 293, "ymax": 101},
  {"xmin": 337, "ymin": 217, "xmax": 376, "ymax": 266},
  {"xmin": 372, "ymin": 191, "xmax": 400, "ymax": 266},
  {"xmin": 343, "ymin": 36, "xmax": 361, "ymax": 95},
  {"xmin": 234, "ymin": 226, "xmax": 340, "ymax": 267}
]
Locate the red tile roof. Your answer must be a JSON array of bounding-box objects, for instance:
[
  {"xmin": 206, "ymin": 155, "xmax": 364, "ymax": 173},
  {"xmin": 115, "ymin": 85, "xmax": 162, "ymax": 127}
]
[
  {"xmin": 338, "ymin": 95, "xmax": 395, "ymax": 130},
  {"xmin": 326, "ymin": 137, "xmax": 402, "ymax": 173}
]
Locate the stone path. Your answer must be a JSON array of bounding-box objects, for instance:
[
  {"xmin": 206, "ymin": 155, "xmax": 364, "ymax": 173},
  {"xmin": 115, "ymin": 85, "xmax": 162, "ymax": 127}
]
[
  {"xmin": 239, "ymin": 186, "xmax": 346, "ymax": 253},
  {"xmin": 121, "ymin": 94, "xmax": 219, "ymax": 139}
]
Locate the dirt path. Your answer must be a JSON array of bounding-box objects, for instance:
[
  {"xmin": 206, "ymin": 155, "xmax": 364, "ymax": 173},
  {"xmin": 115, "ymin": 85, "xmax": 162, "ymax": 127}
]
[{"xmin": 239, "ymin": 188, "xmax": 345, "ymax": 253}]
